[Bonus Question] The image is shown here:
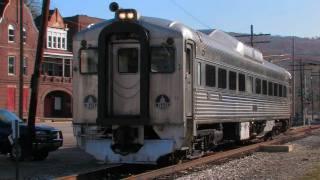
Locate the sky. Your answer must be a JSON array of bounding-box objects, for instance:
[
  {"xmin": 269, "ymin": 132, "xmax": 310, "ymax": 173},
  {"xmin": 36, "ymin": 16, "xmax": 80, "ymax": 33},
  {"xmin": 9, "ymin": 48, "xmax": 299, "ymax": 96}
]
[{"xmin": 50, "ymin": 0, "xmax": 320, "ymax": 38}]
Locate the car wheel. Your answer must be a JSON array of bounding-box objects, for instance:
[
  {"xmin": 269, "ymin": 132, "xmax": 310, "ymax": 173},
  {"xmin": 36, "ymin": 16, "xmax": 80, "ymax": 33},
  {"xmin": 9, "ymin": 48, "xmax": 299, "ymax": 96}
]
[
  {"xmin": 10, "ymin": 144, "xmax": 24, "ymax": 161},
  {"xmin": 33, "ymin": 150, "xmax": 49, "ymax": 161}
]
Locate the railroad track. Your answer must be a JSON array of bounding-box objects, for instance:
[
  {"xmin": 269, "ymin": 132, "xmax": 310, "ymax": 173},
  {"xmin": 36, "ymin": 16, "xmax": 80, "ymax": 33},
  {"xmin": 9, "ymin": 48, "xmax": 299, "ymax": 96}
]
[{"xmin": 58, "ymin": 125, "xmax": 320, "ymax": 180}]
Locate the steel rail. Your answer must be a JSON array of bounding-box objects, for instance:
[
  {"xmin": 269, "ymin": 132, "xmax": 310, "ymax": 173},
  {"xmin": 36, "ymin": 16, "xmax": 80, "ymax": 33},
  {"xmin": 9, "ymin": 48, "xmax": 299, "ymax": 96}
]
[{"xmin": 126, "ymin": 125, "xmax": 320, "ymax": 180}]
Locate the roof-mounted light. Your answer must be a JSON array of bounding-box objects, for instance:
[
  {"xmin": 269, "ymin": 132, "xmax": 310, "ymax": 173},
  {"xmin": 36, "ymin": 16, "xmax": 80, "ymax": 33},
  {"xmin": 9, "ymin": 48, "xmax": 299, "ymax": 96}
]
[
  {"xmin": 109, "ymin": 2, "xmax": 139, "ymax": 21},
  {"xmin": 116, "ymin": 9, "xmax": 139, "ymax": 21}
]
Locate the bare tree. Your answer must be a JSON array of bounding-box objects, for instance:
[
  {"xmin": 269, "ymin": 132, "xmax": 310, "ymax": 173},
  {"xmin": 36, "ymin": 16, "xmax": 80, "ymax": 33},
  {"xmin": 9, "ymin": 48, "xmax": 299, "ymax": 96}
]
[{"xmin": 24, "ymin": 0, "xmax": 41, "ymax": 18}]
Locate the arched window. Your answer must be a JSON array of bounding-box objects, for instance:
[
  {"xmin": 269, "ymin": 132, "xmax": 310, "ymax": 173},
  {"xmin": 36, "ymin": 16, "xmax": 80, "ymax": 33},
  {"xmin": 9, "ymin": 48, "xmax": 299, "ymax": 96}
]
[
  {"xmin": 8, "ymin": 24, "xmax": 15, "ymax": 42},
  {"xmin": 23, "ymin": 27, "xmax": 27, "ymax": 43}
]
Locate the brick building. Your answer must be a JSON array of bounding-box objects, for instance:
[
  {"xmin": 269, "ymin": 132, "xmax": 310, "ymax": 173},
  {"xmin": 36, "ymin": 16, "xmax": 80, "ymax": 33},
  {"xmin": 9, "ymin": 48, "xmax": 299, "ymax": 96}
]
[
  {"xmin": 0, "ymin": 1, "xmax": 104, "ymax": 121},
  {"xmin": 36, "ymin": 8, "xmax": 73, "ymax": 120},
  {"xmin": 0, "ymin": 0, "xmax": 38, "ymax": 118},
  {"xmin": 63, "ymin": 15, "xmax": 104, "ymax": 51}
]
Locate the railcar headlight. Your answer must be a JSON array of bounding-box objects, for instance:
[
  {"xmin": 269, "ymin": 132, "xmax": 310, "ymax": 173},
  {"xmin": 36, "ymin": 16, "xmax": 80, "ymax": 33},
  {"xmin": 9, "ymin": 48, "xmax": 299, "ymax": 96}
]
[
  {"xmin": 116, "ymin": 9, "xmax": 138, "ymax": 21},
  {"xmin": 127, "ymin": 12, "xmax": 135, "ymax": 19},
  {"xmin": 118, "ymin": 12, "xmax": 126, "ymax": 20}
]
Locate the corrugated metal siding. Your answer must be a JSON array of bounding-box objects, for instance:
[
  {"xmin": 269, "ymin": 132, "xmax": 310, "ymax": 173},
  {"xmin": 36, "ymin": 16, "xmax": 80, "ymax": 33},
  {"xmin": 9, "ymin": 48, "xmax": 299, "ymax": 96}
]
[{"xmin": 194, "ymin": 89, "xmax": 290, "ymax": 122}]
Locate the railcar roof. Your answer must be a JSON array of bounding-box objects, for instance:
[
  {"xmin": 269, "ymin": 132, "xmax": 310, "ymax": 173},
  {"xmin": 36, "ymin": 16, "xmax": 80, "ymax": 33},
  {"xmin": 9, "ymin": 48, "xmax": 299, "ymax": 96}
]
[{"xmin": 75, "ymin": 16, "xmax": 291, "ymax": 80}]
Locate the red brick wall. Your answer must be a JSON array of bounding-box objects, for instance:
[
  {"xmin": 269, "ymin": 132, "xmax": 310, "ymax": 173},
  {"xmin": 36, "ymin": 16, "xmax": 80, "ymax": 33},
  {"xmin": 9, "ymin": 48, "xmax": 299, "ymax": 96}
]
[
  {"xmin": 0, "ymin": 0, "xmax": 38, "ymax": 118},
  {"xmin": 0, "ymin": 1, "xmax": 73, "ymax": 121}
]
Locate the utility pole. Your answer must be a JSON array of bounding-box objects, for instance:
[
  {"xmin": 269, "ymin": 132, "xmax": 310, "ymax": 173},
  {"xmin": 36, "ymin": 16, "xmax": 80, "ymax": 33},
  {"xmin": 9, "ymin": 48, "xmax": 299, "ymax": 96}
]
[
  {"xmin": 291, "ymin": 37, "xmax": 295, "ymax": 121},
  {"xmin": 27, "ymin": 0, "xmax": 50, "ymax": 153},
  {"xmin": 299, "ymin": 59, "xmax": 304, "ymax": 125},
  {"xmin": 311, "ymin": 76, "xmax": 314, "ymax": 123},
  {"xmin": 18, "ymin": 0, "xmax": 24, "ymax": 119},
  {"xmin": 234, "ymin": 24, "xmax": 270, "ymax": 47}
]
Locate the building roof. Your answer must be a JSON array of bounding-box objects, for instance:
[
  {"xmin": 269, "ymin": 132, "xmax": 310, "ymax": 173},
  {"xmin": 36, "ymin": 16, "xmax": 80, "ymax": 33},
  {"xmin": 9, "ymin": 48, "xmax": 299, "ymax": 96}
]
[
  {"xmin": 63, "ymin": 15, "xmax": 105, "ymax": 30},
  {"xmin": 35, "ymin": 8, "xmax": 66, "ymax": 29}
]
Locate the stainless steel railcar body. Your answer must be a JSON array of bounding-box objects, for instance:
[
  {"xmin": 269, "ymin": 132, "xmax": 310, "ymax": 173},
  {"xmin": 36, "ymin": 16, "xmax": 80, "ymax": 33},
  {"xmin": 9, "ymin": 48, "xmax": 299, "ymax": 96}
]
[{"xmin": 73, "ymin": 8, "xmax": 291, "ymax": 164}]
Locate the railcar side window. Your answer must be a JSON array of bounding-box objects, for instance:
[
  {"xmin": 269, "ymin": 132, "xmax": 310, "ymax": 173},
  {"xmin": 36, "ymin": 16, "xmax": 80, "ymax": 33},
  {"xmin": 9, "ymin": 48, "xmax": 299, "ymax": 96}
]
[
  {"xmin": 238, "ymin": 73, "xmax": 245, "ymax": 92},
  {"xmin": 205, "ymin": 64, "xmax": 216, "ymax": 87},
  {"xmin": 255, "ymin": 78, "xmax": 261, "ymax": 94},
  {"xmin": 80, "ymin": 49, "xmax": 98, "ymax": 73},
  {"xmin": 284, "ymin": 86, "xmax": 287, "ymax": 97},
  {"xmin": 274, "ymin": 83, "xmax": 278, "ymax": 96},
  {"xmin": 268, "ymin": 82, "xmax": 273, "ymax": 96},
  {"xmin": 262, "ymin": 80, "xmax": 267, "ymax": 95},
  {"xmin": 197, "ymin": 62, "xmax": 202, "ymax": 86},
  {"xmin": 218, "ymin": 68, "xmax": 227, "ymax": 89},
  {"xmin": 151, "ymin": 47, "xmax": 175, "ymax": 73},
  {"xmin": 229, "ymin": 71, "xmax": 236, "ymax": 90},
  {"xmin": 279, "ymin": 84, "xmax": 283, "ymax": 97},
  {"xmin": 246, "ymin": 76, "xmax": 253, "ymax": 93}
]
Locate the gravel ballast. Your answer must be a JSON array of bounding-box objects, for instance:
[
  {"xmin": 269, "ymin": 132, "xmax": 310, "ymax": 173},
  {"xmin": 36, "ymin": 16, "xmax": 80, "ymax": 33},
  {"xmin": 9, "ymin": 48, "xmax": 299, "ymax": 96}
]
[{"xmin": 177, "ymin": 129, "xmax": 320, "ymax": 180}]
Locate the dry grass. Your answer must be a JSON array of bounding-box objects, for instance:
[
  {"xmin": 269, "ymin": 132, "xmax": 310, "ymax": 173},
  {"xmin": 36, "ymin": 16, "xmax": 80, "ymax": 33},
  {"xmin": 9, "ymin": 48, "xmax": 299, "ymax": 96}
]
[{"xmin": 300, "ymin": 163, "xmax": 320, "ymax": 180}]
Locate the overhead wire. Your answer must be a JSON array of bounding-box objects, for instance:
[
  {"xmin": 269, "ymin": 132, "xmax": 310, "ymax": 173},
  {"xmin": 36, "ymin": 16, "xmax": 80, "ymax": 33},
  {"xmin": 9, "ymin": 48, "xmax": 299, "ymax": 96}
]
[{"xmin": 170, "ymin": 0, "xmax": 211, "ymax": 29}]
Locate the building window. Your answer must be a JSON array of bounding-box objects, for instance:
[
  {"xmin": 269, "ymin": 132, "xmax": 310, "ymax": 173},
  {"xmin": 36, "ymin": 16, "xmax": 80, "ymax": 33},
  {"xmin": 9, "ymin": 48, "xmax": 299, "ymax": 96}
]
[
  {"xmin": 255, "ymin": 78, "xmax": 261, "ymax": 94},
  {"xmin": 23, "ymin": 28, "xmax": 27, "ymax": 43},
  {"xmin": 23, "ymin": 57, "xmax": 27, "ymax": 75},
  {"xmin": 8, "ymin": 56, "xmax": 15, "ymax": 75},
  {"xmin": 53, "ymin": 36, "xmax": 57, "ymax": 48},
  {"xmin": 48, "ymin": 35, "xmax": 52, "ymax": 48},
  {"xmin": 205, "ymin": 64, "xmax": 216, "ymax": 87},
  {"xmin": 47, "ymin": 30, "xmax": 67, "ymax": 50},
  {"xmin": 246, "ymin": 76, "xmax": 254, "ymax": 93},
  {"xmin": 62, "ymin": 37, "xmax": 66, "ymax": 49},
  {"xmin": 218, "ymin": 68, "xmax": 227, "ymax": 89},
  {"xmin": 229, "ymin": 71, "xmax": 237, "ymax": 90},
  {"xmin": 8, "ymin": 25, "xmax": 15, "ymax": 42},
  {"xmin": 41, "ymin": 58, "xmax": 63, "ymax": 76},
  {"xmin": 238, "ymin": 73, "xmax": 245, "ymax": 92},
  {"xmin": 57, "ymin": 37, "xmax": 61, "ymax": 48},
  {"xmin": 64, "ymin": 59, "xmax": 71, "ymax": 77},
  {"xmin": 262, "ymin": 80, "xmax": 267, "ymax": 95},
  {"xmin": 268, "ymin": 82, "xmax": 273, "ymax": 96}
]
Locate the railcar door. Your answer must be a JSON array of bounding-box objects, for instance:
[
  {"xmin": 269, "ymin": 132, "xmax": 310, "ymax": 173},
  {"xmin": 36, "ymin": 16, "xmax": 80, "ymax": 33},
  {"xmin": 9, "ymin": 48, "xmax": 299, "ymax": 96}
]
[
  {"xmin": 185, "ymin": 44, "xmax": 193, "ymax": 117},
  {"xmin": 112, "ymin": 44, "xmax": 140, "ymax": 115},
  {"xmin": 185, "ymin": 43, "xmax": 194, "ymax": 145}
]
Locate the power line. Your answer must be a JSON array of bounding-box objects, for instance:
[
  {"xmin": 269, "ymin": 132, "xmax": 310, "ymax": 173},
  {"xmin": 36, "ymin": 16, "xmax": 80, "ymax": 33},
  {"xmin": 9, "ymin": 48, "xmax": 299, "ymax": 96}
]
[{"xmin": 170, "ymin": 0, "xmax": 211, "ymax": 29}]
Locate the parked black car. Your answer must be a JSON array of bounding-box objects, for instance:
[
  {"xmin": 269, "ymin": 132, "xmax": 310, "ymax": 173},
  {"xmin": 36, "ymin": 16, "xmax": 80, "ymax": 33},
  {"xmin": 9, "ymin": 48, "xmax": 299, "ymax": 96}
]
[{"xmin": 0, "ymin": 109, "xmax": 63, "ymax": 160}]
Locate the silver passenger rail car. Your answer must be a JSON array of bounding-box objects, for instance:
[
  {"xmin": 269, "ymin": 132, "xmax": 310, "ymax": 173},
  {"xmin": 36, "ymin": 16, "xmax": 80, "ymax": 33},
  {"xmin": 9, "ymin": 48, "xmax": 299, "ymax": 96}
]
[{"xmin": 72, "ymin": 3, "xmax": 291, "ymax": 164}]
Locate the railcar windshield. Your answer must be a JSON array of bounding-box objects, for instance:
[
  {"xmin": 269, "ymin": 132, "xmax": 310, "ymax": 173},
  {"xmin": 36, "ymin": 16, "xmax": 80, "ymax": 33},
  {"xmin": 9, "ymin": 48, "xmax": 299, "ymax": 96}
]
[
  {"xmin": 80, "ymin": 49, "xmax": 98, "ymax": 74},
  {"xmin": 150, "ymin": 47, "xmax": 175, "ymax": 73}
]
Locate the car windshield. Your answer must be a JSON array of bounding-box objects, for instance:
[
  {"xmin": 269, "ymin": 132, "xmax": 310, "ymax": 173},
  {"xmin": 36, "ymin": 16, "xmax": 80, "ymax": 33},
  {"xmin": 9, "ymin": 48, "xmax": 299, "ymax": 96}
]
[{"xmin": 0, "ymin": 109, "xmax": 23, "ymax": 124}]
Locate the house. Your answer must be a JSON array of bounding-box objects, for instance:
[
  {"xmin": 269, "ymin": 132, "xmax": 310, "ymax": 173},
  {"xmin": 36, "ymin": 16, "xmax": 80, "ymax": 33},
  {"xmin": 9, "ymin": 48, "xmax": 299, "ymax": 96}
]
[
  {"xmin": 0, "ymin": 0, "xmax": 38, "ymax": 118},
  {"xmin": 0, "ymin": 1, "xmax": 104, "ymax": 121},
  {"xmin": 36, "ymin": 8, "xmax": 73, "ymax": 120}
]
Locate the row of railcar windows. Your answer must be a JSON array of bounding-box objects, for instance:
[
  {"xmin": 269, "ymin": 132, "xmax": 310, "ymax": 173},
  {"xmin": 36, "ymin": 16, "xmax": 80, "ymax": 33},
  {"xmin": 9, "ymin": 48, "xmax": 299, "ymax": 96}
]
[{"xmin": 199, "ymin": 63, "xmax": 287, "ymax": 97}]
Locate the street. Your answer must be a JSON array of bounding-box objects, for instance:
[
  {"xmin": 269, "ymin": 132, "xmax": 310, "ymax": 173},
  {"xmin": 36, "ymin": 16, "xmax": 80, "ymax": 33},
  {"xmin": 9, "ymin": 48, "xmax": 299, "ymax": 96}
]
[{"xmin": 0, "ymin": 122, "xmax": 111, "ymax": 180}]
